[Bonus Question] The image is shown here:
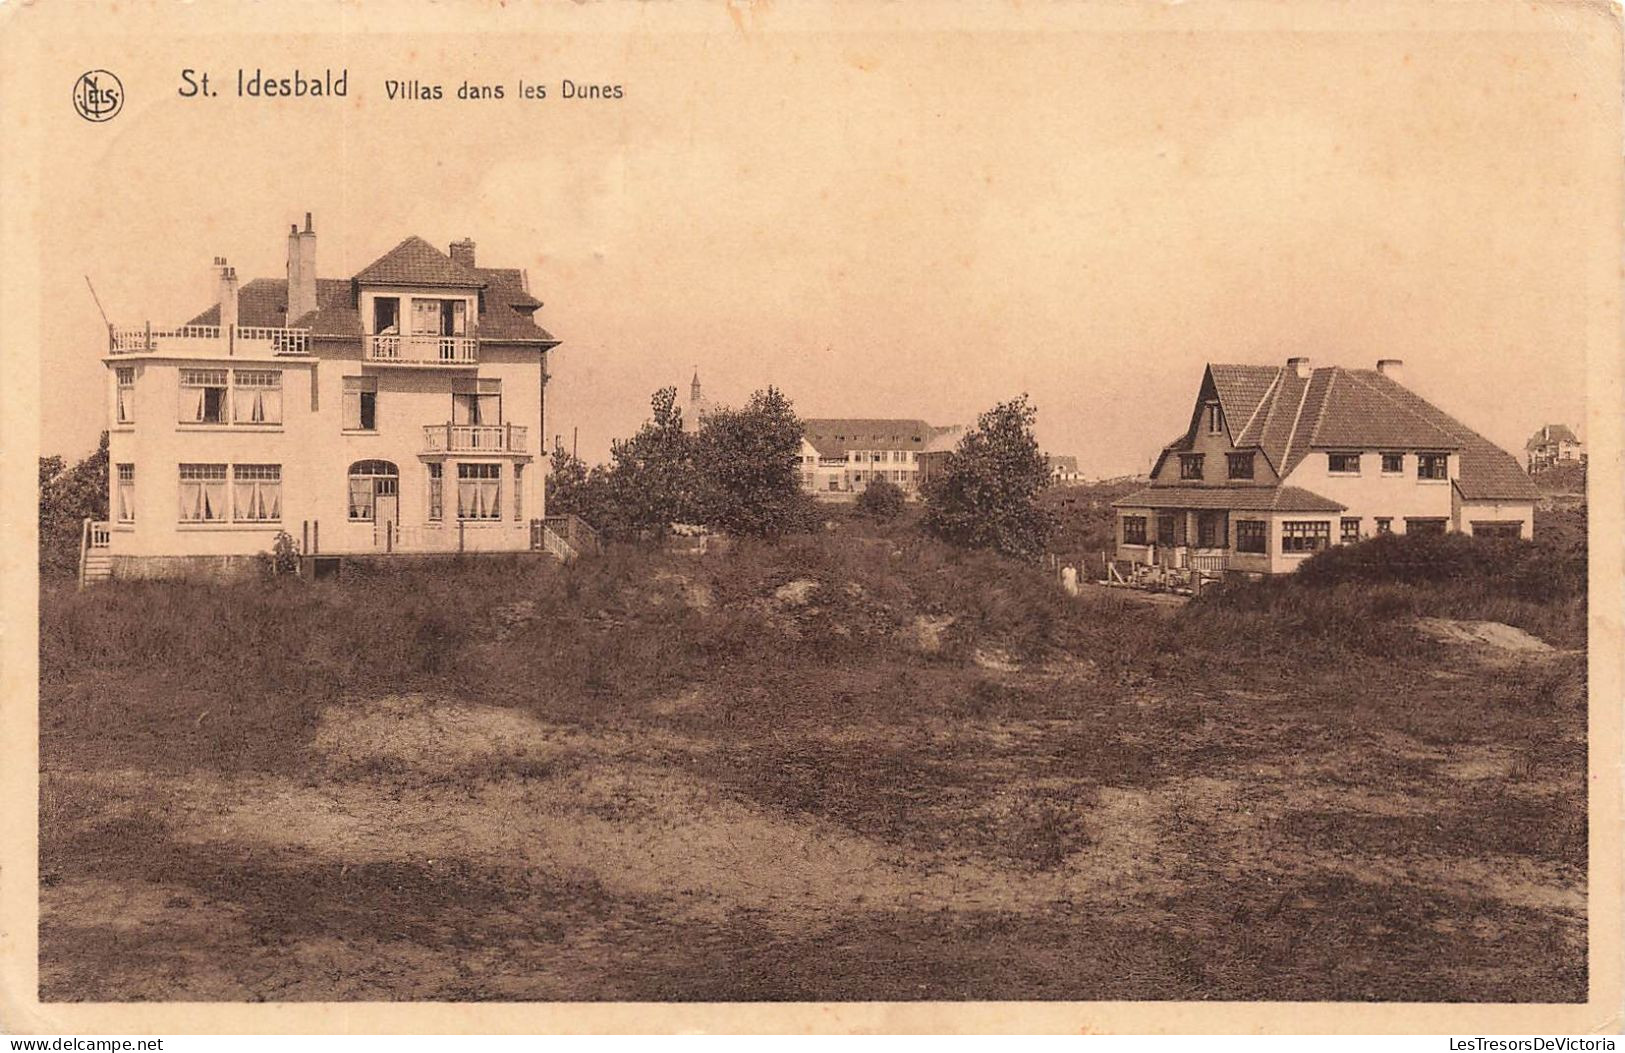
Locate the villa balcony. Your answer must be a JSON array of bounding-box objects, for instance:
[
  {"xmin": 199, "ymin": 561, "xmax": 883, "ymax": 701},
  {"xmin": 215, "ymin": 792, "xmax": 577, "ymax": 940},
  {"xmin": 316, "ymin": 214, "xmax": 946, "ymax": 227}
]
[
  {"xmin": 366, "ymin": 333, "xmax": 478, "ymax": 366},
  {"xmin": 422, "ymin": 422, "xmax": 528, "ymax": 454},
  {"xmin": 109, "ymin": 324, "xmax": 311, "ymax": 357}
]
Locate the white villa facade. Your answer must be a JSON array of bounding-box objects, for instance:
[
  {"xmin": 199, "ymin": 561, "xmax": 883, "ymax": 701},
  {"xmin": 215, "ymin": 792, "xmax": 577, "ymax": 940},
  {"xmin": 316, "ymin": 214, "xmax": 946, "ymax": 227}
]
[
  {"xmin": 1112, "ymin": 358, "xmax": 1539, "ymax": 579},
  {"xmin": 90, "ymin": 214, "xmax": 560, "ymax": 579}
]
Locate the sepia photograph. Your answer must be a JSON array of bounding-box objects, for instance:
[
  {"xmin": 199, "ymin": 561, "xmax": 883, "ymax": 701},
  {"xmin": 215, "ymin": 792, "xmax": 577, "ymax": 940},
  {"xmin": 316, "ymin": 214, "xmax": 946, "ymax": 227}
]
[{"xmin": 3, "ymin": 0, "xmax": 1620, "ymax": 1036}]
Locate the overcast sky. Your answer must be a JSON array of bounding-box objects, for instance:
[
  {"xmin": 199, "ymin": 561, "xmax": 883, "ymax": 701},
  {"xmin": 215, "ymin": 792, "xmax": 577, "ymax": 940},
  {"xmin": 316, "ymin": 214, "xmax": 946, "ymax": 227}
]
[{"xmin": 36, "ymin": 8, "xmax": 1603, "ymax": 477}]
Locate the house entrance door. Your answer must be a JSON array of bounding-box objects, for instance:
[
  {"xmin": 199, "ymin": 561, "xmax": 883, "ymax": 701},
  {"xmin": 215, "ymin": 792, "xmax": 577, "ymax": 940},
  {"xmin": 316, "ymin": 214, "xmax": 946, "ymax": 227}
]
[{"xmin": 374, "ymin": 479, "xmax": 399, "ymax": 551}]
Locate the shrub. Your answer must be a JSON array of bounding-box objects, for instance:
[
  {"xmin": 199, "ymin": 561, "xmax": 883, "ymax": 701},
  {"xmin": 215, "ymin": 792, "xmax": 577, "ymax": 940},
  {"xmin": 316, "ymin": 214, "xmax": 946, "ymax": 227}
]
[
  {"xmin": 260, "ymin": 531, "xmax": 301, "ymax": 578},
  {"xmin": 856, "ymin": 477, "xmax": 906, "ymax": 520},
  {"xmin": 921, "ymin": 395, "xmax": 1057, "ymax": 562}
]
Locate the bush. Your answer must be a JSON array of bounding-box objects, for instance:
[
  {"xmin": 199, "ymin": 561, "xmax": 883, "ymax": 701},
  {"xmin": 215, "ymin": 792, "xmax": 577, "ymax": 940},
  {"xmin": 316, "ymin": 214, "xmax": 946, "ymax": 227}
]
[
  {"xmin": 260, "ymin": 531, "xmax": 301, "ymax": 578},
  {"xmin": 856, "ymin": 477, "xmax": 906, "ymax": 520},
  {"xmin": 921, "ymin": 395, "xmax": 1056, "ymax": 562}
]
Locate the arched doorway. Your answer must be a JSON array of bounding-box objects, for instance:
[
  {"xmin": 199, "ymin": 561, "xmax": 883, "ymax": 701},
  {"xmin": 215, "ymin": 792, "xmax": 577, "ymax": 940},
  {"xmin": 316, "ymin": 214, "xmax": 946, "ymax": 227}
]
[{"xmin": 348, "ymin": 460, "xmax": 400, "ymax": 550}]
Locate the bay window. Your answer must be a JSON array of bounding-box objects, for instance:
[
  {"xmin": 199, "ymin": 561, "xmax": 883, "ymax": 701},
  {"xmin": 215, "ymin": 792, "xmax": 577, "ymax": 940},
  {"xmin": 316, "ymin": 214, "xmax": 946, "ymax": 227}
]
[
  {"xmin": 427, "ymin": 463, "xmax": 443, "ymax": 522},
  {"xmin": 457, "ymin": 463, "xmax": 502, "ymax": 520},
  {"xmin": 1281, "ymin": 521, "xmax": 1331, "ymax": 554}
]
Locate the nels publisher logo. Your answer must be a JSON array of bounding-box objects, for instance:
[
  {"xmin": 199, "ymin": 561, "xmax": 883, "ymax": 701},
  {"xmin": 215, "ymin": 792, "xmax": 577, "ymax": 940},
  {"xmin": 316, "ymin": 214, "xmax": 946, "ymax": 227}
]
[{"xmin": 73, "ymin": 70, "xmax": 124, "ymax": 122}]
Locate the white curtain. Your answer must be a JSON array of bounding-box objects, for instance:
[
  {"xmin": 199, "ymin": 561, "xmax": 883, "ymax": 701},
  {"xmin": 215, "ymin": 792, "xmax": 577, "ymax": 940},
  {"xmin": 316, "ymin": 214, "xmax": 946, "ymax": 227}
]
[
  {"xmin": 181, "ymin": 385, "xmax": 206, "ymax": 423},
  {"xmin": 233, "ymin": 479, "xmax": 281, "ymax": 521},
  {"xmin": 117, "ymin": 479, "xmax": 134, "ymax": 522},
  {"xmin": 179, "ymin": 478, "xmax": 226, "ymax": 521},
  {"xmin": 232, "ymin": 386, "xmax": 283, "ymax": 425},
  {"xmin": 116, "ymin": 387, "xmax": 131, "ymax": 424},
  {"xmin": 457, "ymin": 475, "xmax": 500, "ymax": 519},
  {"xmin": 348, "ymin": 477, "xmax": 374, "ymax": 520}
]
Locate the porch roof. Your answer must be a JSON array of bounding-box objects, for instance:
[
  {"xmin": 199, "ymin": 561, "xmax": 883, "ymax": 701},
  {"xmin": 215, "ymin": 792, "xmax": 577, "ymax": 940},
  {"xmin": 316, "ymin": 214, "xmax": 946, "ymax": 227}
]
[{"xmin": 1111, "ymin": 485, "xmax": 1346, "ymax": 513}]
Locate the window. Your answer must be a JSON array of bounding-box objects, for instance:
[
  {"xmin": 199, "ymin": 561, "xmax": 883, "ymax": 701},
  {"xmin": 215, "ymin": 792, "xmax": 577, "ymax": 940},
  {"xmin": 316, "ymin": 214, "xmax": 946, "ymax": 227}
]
[
  {"xmin": 1418, "ymin": 453, "xmax": 1449, "ymax": 480},
  {"xmin": 115, "ymin": 367, "xmax": 135, "ymax": 425},
  {"xmin": 231, "ymin": 370, "xmax": 283, "ymax": 425},
  {"xmin": 1472, "ymin": 521, "xmax": 1523, "ymax": 539},
  {"xmin": 343, "ymin": 377, "xmax": 378, "ymax": 431},
  {"xmin": 178, "ymin": 463, "xmax": 228, "ymax": 522},
  {"xmin": 1375, "ymin": 517, "xmax": 1393, "ymax": 535},
  {"xmin": 115, "ymin": 463, "xmax": 135, "ymax": 522},
  {"xmin": 1156, "ymin": 514, "xmax": 1177, "ymax": 546},
  {"xmin": 452, "ymin": 378, "xmax": 501, "ymax": 426},
  {"xmin": 179, "ymin": 369, "xmax": 228, "ymax": 424},
  {"xmin": 1122, "ymin": 515, "xmax": 1147, "ymax": 545},
  {"xmin": 412, "ymin": 297, "xmax": 468, "ymax": 336},
  {"xmin": 513, "ymin": 463, "xmax": 524, "ymax": 521},
  {"xmin": 1179, "ymin": 453, "xmax": 1204, "ymax": 480},
  {"xmin": 1226, "ymin": 452, "xmax": 1254, "ymax": 480},
  {"xmin": 373, "ymin": 297, "xmax": 400, "ymax": 335},
  {"xmin": 1328, "ymin": 452, "xmax": 1361, "ymax": 475},
  {"xmin": 1340, "ymin": 517, "xmax": 1361, "ymax": 544},
  {"xmin": 1196, "ymin": 515, "xmax": 1221, "ymax": 548},
  {"xmin": 179, "ymin": 369, "xmax": 281, "ymax": 426},
  {"xmin": 1381, "ymin": 452, "xmax": 1404, "ymax": 474},
  {"xmin": 1281, "ymin": 520, "xmax": 1331, "ymax": 554},
  {"xmin": 232, "ymin": 464, "xmax": 282, "ymax": 522},
  {"xmin": 1206, "ymin": 402, "xmax": 1222, "ymax": 434},
  {"xmin": 1236, "ymin": 520, "xmax": 1267, "ymax": 554},
  {"xmin": 457, "ymin": 462, "xmax": 502, "ymax": 520},
  {"xmin": 427, "ymin": 463, "xmax": 443, "ymax": 522},
  {"xmin": 1406, "ymin": 517, "xmax": 1448, "ymax": 536},
  {"xmin": 348, "ymin": 460, "xmax": 399, "ymax": 521}
]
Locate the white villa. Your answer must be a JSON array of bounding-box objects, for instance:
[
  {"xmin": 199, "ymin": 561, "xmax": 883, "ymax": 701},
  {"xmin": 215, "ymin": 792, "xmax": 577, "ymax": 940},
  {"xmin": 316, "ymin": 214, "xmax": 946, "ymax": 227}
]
[
  {"xmin": 1111, "ymin": 357, "xmax": 1539, "ymax": 580},
  {"xmin": 86, "ymin": 213, "xmax": 562, "ymax": 581},
  {"xmin": 798, "ymin": 419, "xmax": 962, "ymax": 498}
]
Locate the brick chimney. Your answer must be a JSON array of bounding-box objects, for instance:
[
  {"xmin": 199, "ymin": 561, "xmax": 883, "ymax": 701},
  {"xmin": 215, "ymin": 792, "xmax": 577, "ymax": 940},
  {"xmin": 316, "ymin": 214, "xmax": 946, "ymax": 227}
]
[
  {"xmin": 449, "ymin": 238, "xmax": 476, "ymax": 270},
  {"xmin": 217, "ymin": 260, "xmax": 239, "ymax": 334},
  {"xmin": 1376, "ymin": 358, "xmax": 1404, "ymax": 384},
  {"xmin": 1287, "ymin": 356, "xmax": 1311, "ymax": 378},
  {"xmin": 286, "ymin": 212, "xmax": 318, "ymax": 324}
]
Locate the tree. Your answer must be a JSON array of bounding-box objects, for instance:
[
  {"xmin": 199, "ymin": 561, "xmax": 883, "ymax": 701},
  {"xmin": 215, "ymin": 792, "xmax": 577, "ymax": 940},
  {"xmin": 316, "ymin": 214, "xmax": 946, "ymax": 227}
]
[
  {"xmin": 544, "ymin": 443, "xmax": 594, "ymax": 518},
  {"xmin": 39, "ymin": 432, "xmax": 110, "ymax": 575},
  {"xmin": 594, "ymin": 387, "xmax": 700, "ymax": 539},
  {"xmin": 692, "ymin": 386, "xmax": 814, "ymax": 537},
  {"xmin": 856, "ymin": 476, "xmax": 906, "ymax": 520},
  {"xmin": 921, "ymin": 395, "xmax": 1056, "ymax": 561}
]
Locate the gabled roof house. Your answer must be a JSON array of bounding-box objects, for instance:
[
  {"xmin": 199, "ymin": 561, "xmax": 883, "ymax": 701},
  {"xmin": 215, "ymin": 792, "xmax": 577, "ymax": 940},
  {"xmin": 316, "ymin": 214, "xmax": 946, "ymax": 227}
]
[{"xmin": 1112, "ymin": 357, "xmax": 1537, "ymax": 578}]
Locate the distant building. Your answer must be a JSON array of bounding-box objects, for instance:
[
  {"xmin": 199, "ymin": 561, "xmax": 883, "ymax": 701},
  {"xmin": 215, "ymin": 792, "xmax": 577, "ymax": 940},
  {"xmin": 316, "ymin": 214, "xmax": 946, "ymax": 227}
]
[
  {"xmin": 1525, "ymin": 424, "xmax": 1584, "ymax": 472},
  {"xmin": 798, "ymin": 418, "xmax": 961, "ymax": 498},
  {"xmin": 1111, "ymin": 357, "xmax": 1538, "ymax": 579},
  {"xmin": 1050, "ymin": 455, "xmax": 1084, "ymax": 485},
  {"xmin": 683, "ymin": 371, "xmax": 715, "ymax": 435}
]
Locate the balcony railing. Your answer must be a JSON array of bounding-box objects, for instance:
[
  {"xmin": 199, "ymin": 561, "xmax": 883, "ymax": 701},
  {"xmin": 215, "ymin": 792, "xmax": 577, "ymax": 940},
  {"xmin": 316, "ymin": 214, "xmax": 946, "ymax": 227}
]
[
  {"xmin": 366, "ymin": 333, "xmax": 478, "ymax": 366},
  {"xmin": 109, "ymin": 324, "xmax": 310, "ymax": 356},
  {"xmin": 422, "ymin": 422, "xmax": 528, "ymax": 453}
]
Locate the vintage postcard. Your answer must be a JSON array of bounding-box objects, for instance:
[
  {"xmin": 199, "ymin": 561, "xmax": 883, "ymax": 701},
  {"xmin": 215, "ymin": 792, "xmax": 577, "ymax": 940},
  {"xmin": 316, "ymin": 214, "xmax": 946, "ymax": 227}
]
[{"xmin": 1, "ymin": 0, "xmax": 1620, "ymax": 1036}]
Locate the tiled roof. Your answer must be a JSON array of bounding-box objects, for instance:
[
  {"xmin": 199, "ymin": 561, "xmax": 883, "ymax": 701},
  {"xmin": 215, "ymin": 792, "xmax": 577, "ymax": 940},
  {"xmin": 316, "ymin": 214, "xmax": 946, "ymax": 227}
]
[
  {"xmin": 1112, "ymin": 485, "xmax": 1346, "ymax": 513},
  {"xmin": 183, "ymin": 252, "xmax": 556, "ymax": 345},
  {"xmin": 1351, "ymin": 370, "xmax": 1538, "ymax": 501},
  {"xmin": 473, "ymin": 267, "xmax": 555, "ymax": 344},
  {"xmin": 1526, "ymin": 424, "xmax": 1580, "ymax": 450},
  {"xmin": 1158, "ymin": 363, "xmax": 1535, "ymax": 502},
  {"xmin": 186, "ymin": 278, "xmax": 351, "ymax": 328},
  {"xmin": 352, "ymin": 235, "xmax": 487, "ymax": 287},
  {"xmin": 802, "ymin": 418, "xmax": 944, "ymax": 457},
  {"xmin": 1208, "ymin": 365, "xmax": 1281, "ymax": 440}
]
